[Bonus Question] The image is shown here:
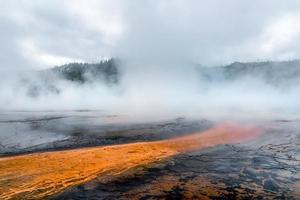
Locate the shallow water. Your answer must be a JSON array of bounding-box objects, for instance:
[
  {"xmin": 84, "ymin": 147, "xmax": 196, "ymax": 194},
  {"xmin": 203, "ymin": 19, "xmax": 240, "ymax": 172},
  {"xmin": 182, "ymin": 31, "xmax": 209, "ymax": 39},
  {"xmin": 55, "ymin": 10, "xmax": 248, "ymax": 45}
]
[
  {"xmin": 0, "ymin": 111, "xmax": 300, "ymax": 199},
  {"xmin": 0, "ymin": 111, "xmax": 211, "ymax": 155}
]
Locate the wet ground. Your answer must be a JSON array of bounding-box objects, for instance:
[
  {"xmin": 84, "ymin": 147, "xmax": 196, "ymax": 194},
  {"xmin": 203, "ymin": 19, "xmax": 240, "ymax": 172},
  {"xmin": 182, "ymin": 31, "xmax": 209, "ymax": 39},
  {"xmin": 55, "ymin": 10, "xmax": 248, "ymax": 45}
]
[
  {"xmin": 0, "ymin": 111, "xmax": 300, "ymax": 199},
  {"xmin": 0, "ymin": 111, "xmax": 211, "ymax": 156}
]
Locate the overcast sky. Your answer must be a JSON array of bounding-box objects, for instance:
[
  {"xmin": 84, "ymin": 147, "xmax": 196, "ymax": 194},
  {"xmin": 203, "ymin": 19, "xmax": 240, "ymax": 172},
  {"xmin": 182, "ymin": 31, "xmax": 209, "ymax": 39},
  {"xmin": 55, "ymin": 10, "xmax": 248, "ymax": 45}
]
[{"xmin": 1, "ymin": 0, "xmax": 300, "ymax": 71}]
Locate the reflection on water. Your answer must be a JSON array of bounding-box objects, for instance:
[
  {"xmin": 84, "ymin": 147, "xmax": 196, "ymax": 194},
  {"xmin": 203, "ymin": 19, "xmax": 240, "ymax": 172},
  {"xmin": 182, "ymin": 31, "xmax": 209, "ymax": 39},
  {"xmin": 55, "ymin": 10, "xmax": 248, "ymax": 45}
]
[
  {"xmin": 0, "ymin": 111, "xmax": 212, "ymax": 155},
  {"xmin": 0, "ymin": 111, "xmax": 121, "ymax": 153}
]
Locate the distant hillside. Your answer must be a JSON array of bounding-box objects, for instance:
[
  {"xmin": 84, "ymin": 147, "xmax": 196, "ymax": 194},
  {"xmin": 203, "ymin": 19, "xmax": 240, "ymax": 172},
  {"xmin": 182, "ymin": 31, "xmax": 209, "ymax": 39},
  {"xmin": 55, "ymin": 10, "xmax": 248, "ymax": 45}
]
[
  {"xmin": 21, "ymin": 59, "xmax": 300, "ymax": 98},
  {"xmin": 51, "ymin": 58, "xmax": 119, "ymax": 84},
  {"xmin": 23, "ymin": 58, "xmax": 120, "ymax": 98},
  {"xmin": 198, "ymin": 60, "xmax": 300, "ymax": 87}
]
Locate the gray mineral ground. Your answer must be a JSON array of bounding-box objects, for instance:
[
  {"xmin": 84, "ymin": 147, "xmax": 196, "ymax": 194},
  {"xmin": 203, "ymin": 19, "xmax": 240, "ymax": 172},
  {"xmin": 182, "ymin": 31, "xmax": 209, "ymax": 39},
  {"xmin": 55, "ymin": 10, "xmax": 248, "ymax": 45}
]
[{"xmin": 1, "ymin": 111, "xmax": 300, "ymax": 199}]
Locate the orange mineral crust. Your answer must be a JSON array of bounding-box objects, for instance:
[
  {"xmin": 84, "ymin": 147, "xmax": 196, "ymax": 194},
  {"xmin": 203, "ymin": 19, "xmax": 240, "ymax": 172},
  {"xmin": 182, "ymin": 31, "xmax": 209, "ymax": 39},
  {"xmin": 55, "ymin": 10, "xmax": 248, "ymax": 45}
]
[{"xmin": 0, "ymin": 123, "xmax": 261, "ymax": 199}]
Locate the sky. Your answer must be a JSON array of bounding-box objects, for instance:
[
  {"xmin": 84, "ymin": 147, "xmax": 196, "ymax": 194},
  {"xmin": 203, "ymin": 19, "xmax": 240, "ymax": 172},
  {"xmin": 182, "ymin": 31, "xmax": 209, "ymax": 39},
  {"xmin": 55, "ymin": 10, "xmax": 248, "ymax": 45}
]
[{"xmin": 1, "ymin": 0, "xmax": 300, "ymax": 71}]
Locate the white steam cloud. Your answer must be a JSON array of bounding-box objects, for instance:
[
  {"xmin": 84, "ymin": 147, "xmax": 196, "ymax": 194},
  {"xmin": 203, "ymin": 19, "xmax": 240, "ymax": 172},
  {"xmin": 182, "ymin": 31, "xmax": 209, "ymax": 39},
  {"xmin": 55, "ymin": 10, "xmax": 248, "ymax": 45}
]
[{"xmin": 1, "ymin": 1, "xmax": 300, "ymax": 120}]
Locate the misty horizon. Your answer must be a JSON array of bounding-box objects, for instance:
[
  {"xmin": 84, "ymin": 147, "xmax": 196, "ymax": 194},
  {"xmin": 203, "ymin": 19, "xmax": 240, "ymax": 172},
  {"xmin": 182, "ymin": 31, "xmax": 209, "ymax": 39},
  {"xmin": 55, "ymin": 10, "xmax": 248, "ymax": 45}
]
[{"xmin": 1, "ymin": 57, "xmax": 300, "ymax": 121}]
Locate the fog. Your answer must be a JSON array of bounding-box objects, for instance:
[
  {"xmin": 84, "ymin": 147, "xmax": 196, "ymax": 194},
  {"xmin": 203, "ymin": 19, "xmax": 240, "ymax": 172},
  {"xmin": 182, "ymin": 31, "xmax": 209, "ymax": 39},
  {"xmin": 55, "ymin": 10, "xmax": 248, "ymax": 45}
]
[
  {"xmin": 1, "ymin": 1, "xmax": 300, "ymax": 120},
  {"xmin": 0, "ymin": 62, "xmax": 300, "ymax": 121}
]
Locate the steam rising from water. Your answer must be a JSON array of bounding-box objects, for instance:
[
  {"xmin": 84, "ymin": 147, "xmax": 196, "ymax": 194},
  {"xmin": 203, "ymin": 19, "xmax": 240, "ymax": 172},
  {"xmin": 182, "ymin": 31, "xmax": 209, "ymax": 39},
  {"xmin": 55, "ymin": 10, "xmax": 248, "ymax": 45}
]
[{"xmin": 1, "ymin": 61, "xmax": 300, "ymax": 121}]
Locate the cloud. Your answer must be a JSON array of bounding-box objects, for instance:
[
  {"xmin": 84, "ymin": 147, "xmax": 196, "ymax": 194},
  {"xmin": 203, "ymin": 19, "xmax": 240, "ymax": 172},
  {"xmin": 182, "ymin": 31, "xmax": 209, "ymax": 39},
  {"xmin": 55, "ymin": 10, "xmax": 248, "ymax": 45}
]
[
  {"xmin": 63, "ymin": 0, "xmax": 124, "ymax": 45},
  {"xmin": 1, "ymin": 0, "xmax": 300, "ymax": 70},
  {"xmin": 259, "ymin": 13, "xmax": 300, "ymax": 59},
  {"xmin": 113, "ymin": 0, "xmax": 300, "ymax": 66},
  {"xmin": 0, "ymin": 0, "xmax": 124, "ymax": 70},
  {"xmin": 19, "ymin": 38, "xmax": 82, "ymax": 67}
]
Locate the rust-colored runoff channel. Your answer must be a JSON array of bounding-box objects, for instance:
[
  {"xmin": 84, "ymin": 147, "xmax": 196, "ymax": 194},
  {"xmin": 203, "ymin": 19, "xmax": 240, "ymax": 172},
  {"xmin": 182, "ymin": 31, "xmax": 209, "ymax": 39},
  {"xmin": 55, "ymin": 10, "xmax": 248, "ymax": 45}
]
[{"xmin": 0, "ymin": 123, "xmax": 262, "ymax": 199}]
